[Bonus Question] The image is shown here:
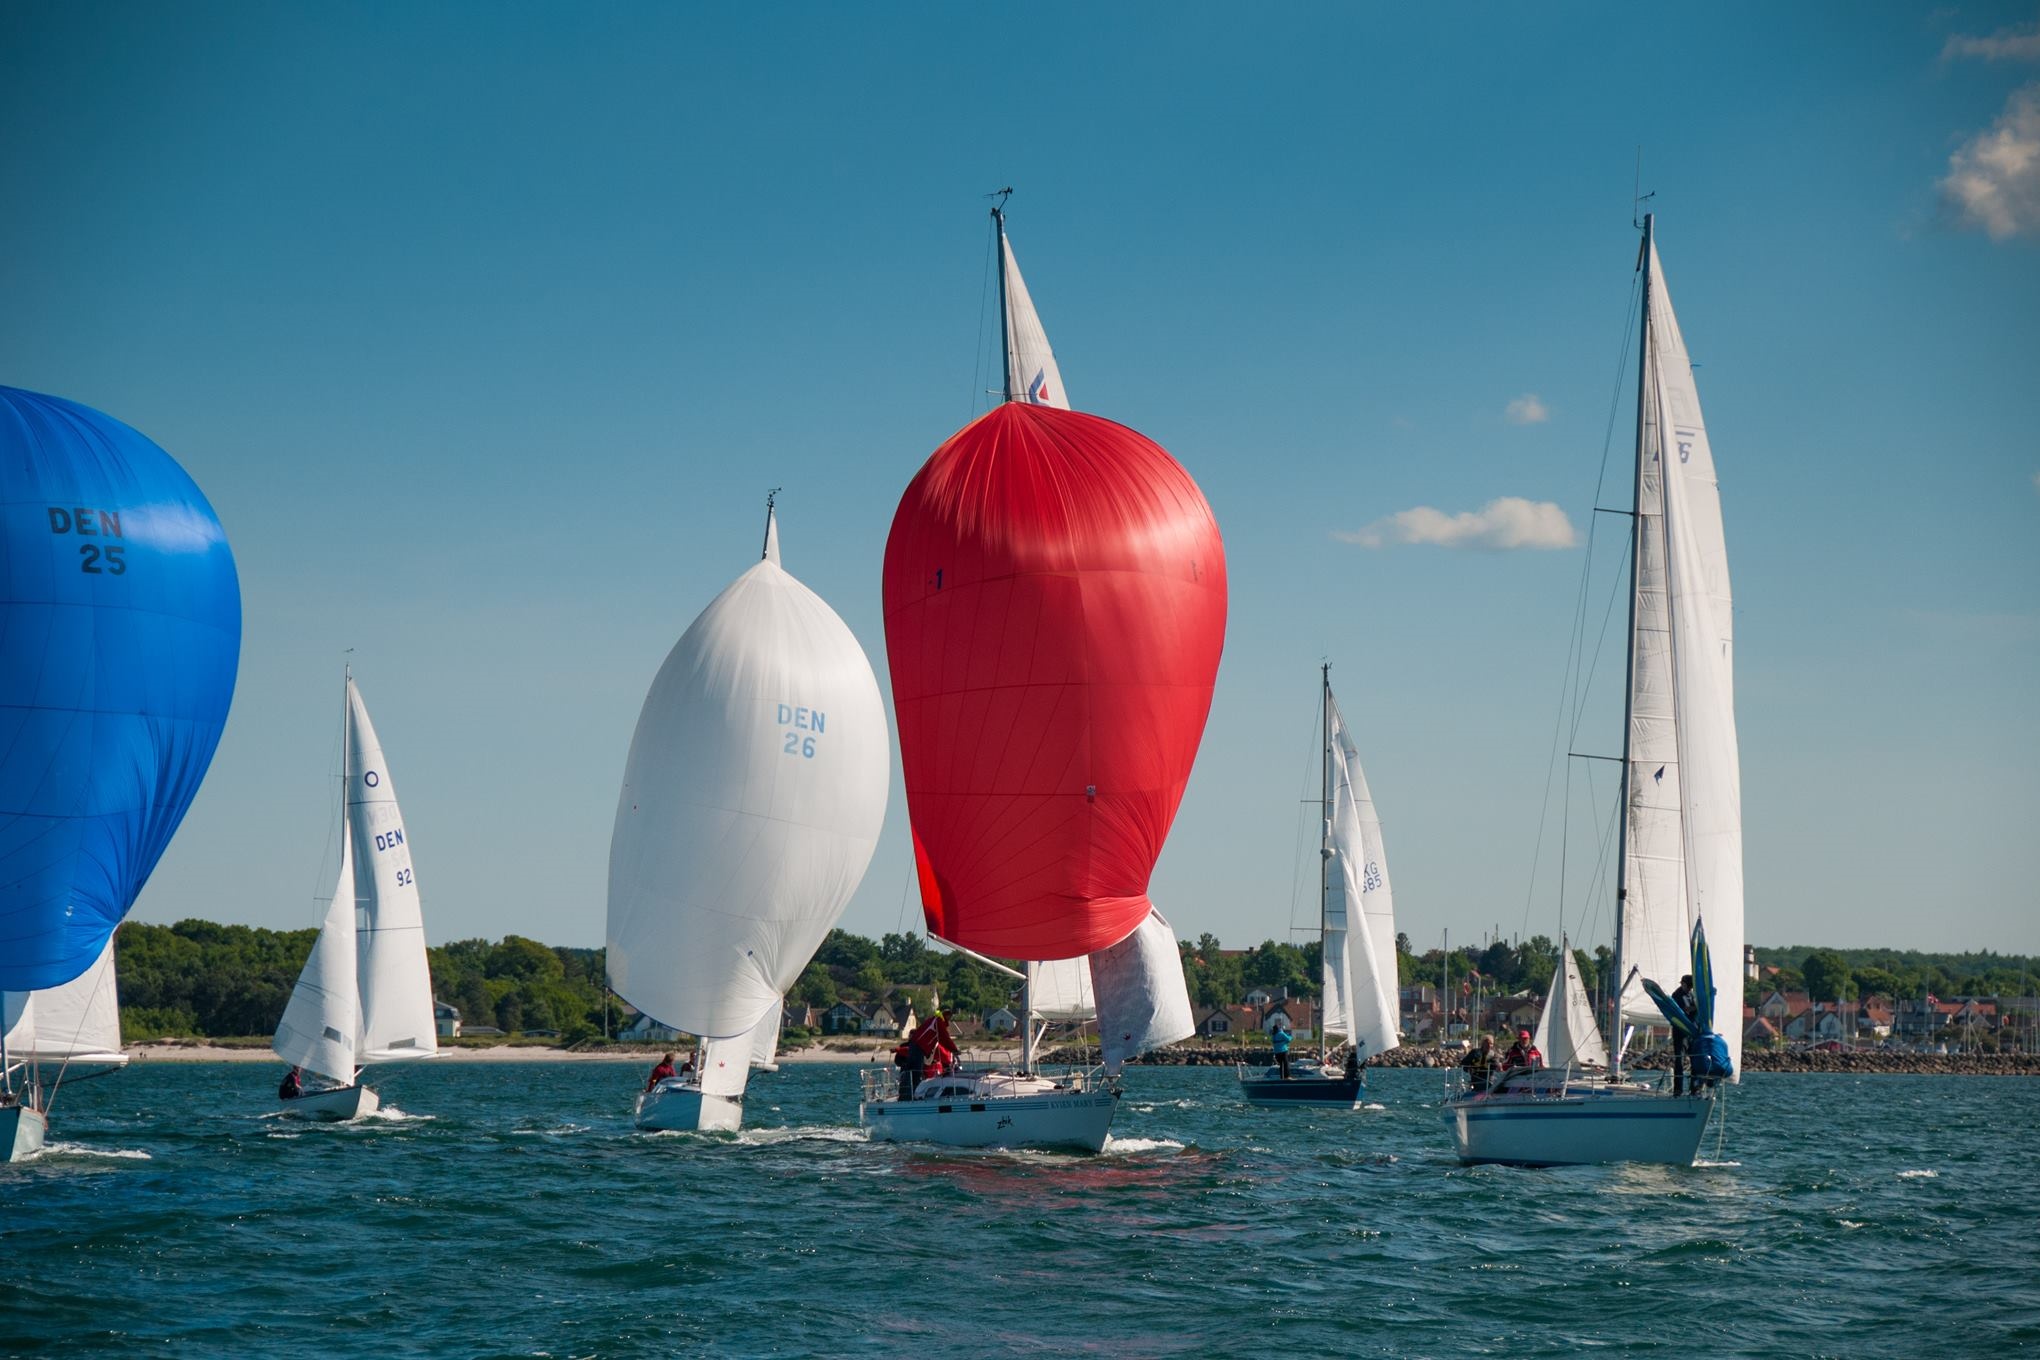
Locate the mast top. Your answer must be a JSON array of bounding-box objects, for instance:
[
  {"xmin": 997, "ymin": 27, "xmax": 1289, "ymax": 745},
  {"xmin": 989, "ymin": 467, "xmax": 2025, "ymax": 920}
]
[{"xmin": 761, "ymin": 487, "xmax": 782, "ymax": 564}]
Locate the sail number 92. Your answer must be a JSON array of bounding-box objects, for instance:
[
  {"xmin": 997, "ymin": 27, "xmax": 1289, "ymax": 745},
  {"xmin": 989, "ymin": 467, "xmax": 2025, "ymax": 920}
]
[{"xmin": 778, "ymin": 703, "xmax": 825, "ymax": 760}]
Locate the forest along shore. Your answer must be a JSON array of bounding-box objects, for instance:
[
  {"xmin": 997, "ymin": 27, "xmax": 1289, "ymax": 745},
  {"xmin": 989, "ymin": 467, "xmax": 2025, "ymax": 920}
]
[{"xmin": 1039, "ymin": 1045, "xmax": 2040, "ymax": 1076}]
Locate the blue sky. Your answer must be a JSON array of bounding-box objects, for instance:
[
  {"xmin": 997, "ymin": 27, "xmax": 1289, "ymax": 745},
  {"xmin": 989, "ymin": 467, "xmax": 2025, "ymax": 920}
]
[{"xmin": 3, "ymin": 3, "xmax": 2035, "ymax": 956}]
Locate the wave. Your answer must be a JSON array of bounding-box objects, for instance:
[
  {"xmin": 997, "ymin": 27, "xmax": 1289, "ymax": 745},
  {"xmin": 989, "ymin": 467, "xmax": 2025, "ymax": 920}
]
[
  {"xmin": 1101, "ymin": 1135, "xmax": 1186, "ymax": 1155},
  {"xmin": 33, "ymin": 1142, "xmax": 152, "ymax": 1161},
  {"xmin": 1897, "ymin": 1169, "xmax": 1938, "ymax": 1179}
]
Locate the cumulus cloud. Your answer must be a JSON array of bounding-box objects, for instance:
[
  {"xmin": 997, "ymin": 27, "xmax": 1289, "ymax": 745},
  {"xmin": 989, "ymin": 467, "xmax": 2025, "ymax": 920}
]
[
  {"xmin": 1942, "ymin": 83, "xmax": 2040, "ymax": 240},
  {"xmin": 1336, "ymin": 497, "xmax": 1577, "ymax": 551},
  {"xmin": 1942, "ymin": 20, "xmax": 2040, "ymax": 62},
  {"xmin": 1504, "ymin": 393, "xmax": 1550, "ymax": 425}
]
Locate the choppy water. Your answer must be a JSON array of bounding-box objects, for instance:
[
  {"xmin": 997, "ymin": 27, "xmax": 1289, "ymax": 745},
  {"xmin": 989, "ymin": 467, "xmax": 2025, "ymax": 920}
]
[{"xmin": 5, "ymin": 1063, "xmax": 2037, "ymax": 1357}]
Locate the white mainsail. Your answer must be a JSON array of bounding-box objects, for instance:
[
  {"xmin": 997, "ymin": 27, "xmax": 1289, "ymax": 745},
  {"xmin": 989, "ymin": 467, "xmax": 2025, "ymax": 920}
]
[
  {"xmin": 2, "ymin": 934, "xmax": 126, "ymax": 1067},
  {"xmin": 274, "ymin": 843, "xmax": 363, "ymax": 1084},
  {"xmin": 607, "ymin": 506, "xmax": 889, "ymax": 1066},
  {"xmin": 347, "ymin": 678, "xmax": 440, "ymax": 1064},
  {"xmin": 1323, "ymin": 687, "xmax": 1399, "ymax": 1057},
  {"xmin": 1534, "ymin": 940, "xmax": 1610, "ymax": 1072},
  {"xmin": 1618, "ymin": 231, "xmax": 1744, "ymax": 1080},
  {"xmin": 997, "ymin": 211, "xmax": 1069, "ymax": 410}
]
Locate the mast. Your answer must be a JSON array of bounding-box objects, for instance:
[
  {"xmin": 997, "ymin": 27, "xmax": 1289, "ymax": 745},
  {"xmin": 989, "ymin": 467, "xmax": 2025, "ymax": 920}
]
[
  {"xmin": 760, "ymin": 487, "xmax": 780, "ymax": 561},
  {"xmin": 993, "ymin": 200, "xmax": 1014, "ymax": 403},
  {"xmin": 1610, "ymin": 212, "xmax": 1654, "ymax": 1079},
  {"xmin": 1319, "ymin": 664, "xmax": 1332, "ymax": 1064},
  {"xmin": 1020, "ymin": 963, "xmax": 1036, "ymax": 1074}
]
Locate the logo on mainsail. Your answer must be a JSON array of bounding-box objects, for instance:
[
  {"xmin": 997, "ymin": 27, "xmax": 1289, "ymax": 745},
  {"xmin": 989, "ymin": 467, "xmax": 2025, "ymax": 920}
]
[{"xmin": 1027, "ymin": 369, "xmax": 1050, "ymax": 403}]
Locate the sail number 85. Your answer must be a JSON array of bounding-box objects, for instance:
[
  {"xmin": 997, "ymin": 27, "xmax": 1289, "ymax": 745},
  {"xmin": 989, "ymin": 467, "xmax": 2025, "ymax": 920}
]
[{"xmin": 783, "ymin": 732, "xmax": 817, "ymax": 759}]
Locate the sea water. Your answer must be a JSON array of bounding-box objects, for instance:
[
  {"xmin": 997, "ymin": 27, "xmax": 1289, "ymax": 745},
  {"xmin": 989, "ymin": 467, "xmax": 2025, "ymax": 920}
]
[{"xmin": 4, "ymin": 1063, "xmax": 2036, "ymax": 1357}]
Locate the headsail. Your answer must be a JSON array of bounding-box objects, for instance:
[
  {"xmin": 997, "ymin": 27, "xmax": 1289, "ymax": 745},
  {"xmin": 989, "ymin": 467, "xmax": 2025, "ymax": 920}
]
[
  {"xmin": 1618, "ymin": 228, "xmax": 1745, "ymax": 1081},
  {"xmin": 348, "ymin": 679, "xmax": 439, "ymax": 1064},
  {"xmin": 1090, "ymin": 909, "xmax": 1195, "ymax": 1073},
  {"xmin": 1534, "ymin": 939, "xmax": 1609, "ymax": 1071},
  {"xmin": 273, "ymin": 842, "xmax": 362, "ymax": 1085},
  {"xmin": 608, "ymin": 505, "xmax": 890, "ymax": 1047}
]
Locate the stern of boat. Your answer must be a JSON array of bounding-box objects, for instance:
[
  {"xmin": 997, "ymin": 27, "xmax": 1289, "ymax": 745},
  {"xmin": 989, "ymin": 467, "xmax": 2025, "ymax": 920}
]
[{"xmin": 1, "ymin": 1102, "xmax": 48, "ymax": 1162}]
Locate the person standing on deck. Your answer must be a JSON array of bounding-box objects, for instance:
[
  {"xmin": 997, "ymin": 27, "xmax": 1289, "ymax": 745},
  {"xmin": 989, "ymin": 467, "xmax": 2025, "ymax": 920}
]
[
  {"xmin": 1270, "ymin": 1018, "xmax": 1294, "ymax": 1079},
  {"xmin": 1670, "ymin": 975, "xmax": 1698, "ymax": 1096}
]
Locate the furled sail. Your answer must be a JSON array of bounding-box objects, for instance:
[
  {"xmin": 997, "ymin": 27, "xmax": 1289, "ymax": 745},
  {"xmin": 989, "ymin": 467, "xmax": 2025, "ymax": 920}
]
[
  {"xmin": 1534, "ymin": 939, "xmax": 1609, "ymax": 1071},
  {"xmin": 0, "ymin": 386, "xmax": 241, "ymax": 993},
  {"xmin": 1322, "ymin": 687, "xmax": 1399, "ymax": 1058},
  {"xmin": 1619, "ymin": 234, "xmax": 1745, "ymax": 1081},
  {"xmin": 2, "ymin": 934, "xmax": 126, "ymax": 1067},
  {"xmin": 608, "ymin": 507, "xmax": 890, "ymax": 1045},
  {"xmin": 348, "ymin": 679, "xmax": 439, "ymax": 1064},
  {"xmin": 273, "ymin": 844, "xmax": 362, "ymax": 1085},
  {"xmin": 883, "ymin": 401, "xmax": 1228, "ymax": 962},
  {"xmin": 997, "ymin": 215, "xmax": 1068, "ymax": 410}
]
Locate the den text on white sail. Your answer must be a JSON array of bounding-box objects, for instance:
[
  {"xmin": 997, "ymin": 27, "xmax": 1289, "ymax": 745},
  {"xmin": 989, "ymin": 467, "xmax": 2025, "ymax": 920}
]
[{"xmin": 348, "ymin": 679, "xmax": 440, "ymax": 1063}]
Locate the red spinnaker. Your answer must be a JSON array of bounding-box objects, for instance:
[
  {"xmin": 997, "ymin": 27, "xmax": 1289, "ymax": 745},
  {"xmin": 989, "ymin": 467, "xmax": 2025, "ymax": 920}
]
[{"xmin": 881, "ymin": 402, "xmax": 1227, "ymax": 960}]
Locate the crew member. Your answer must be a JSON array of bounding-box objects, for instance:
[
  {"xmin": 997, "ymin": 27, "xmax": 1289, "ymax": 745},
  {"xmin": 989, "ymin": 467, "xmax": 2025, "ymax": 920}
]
[
  {"xmin": 279, "ymin": 1066, "xmax": 303, "ymax": 1101},
  {"xmin": 1670, "ymin": 974, "xmax": 1698, "ymax": 1096},
  {"xmin": 1461, "ymin": 1035, "xmax": 1498, "ymax": 1090},
  {"xmin": 1270, "ymin": 1018, "xmax": 1294, "ymax": 1079},
  {"xmin": 1503, "ymin": 1028, "xmax": 1541, "ymax": 1071},
  {"xmin": 645, "ymin": 1052, "xmax": 678, "ymax": 1092}
]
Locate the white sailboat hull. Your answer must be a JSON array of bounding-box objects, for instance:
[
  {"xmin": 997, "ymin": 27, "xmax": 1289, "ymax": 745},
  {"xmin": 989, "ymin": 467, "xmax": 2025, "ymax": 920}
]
[
  {"xmin": 281, "ymin": 1083, "xmax": 380, "ymax": 1122},
  {"xmin": 1444, "ymin": 1088, "xmax": 1713, "ymax": 1167},
  {"xmin": 860, "ymin": 1072, "xmax": 1116, "ymax": 1153},
  {"xmin": 635, "ymin": 1081, "xmax": 743, "ymax": 1133},
  {"xmin": 1, "ymin": 1103, "xmax": 47, "ymax": 1162}
]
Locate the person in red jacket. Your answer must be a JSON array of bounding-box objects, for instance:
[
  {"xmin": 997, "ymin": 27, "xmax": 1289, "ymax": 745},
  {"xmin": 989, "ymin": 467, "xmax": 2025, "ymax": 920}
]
[
  {"xmin": 911, "ymin": 1010, "xmax": 957, "ymax": 1078},
  {"xmin": 645, "ymin": 1052, "xmax": 678, "ymax": 1092},
  {"xmin": 1503, "ymin": 1029, "xmax": 1542, "ymax": 1071}
]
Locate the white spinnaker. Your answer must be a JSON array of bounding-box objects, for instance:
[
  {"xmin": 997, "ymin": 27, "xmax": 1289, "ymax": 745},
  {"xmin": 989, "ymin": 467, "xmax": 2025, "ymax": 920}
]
[
  {"xmin": 1026, "ymin": 957, "xmax": 1097, "ymax": 1023},
  {"xmin": 999, "ymin": 222, "xmax": 1069, "ymax": 410},
  {"xmin": 274, "ymin": 845, "xmax": 363, "ymax": 1085},
  {"xmin": 3, "ymin": 934, "xmax": 125, "ymax": 1064},
  {"xmin": 348, "ymin": 679, "xmax": 440, "ymax": 1064},
  {"xmin": 607, "ymin": 511, "xmax": 890, "ymax": 1043},
  {"xmin": 1326, "ymin": 691, "xmax": 1400, "ymax": 1055},
  {"xmin": 1648, "ymin": 238, "xmax": 1744, "ymax": 1081},
  {"xmin": 1534, "ymin": 942, "xmax": 1610, "ymax": 1072},
  {"xmin": 1090, "ymin": 909, "xmax": 1194, "ymax": 1074},
  {"xmin": 747, "ymin": 1004, "xmax": 783, "ymax": 1070}
]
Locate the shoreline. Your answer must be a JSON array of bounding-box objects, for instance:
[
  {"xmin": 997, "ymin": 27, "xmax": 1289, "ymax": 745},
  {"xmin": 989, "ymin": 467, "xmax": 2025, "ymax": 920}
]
[{"xmin": 117, "ymin": 1041, "xmax": 993, "ymax": 1066}]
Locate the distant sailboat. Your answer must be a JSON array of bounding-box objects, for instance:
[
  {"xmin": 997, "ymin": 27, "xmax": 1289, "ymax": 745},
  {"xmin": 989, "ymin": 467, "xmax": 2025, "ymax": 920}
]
[
  {"xmin": 1443, "ymin": 214, "xmax": 1742, "ymax": 1167},
  {"xmin": 1240, "ymin": 667, "xmax": 1399, "ymax": 1107},
  {"xmin": 608, "ymin": 497, "xmax": 889, "ymax": 1133},
  {"xmin": 0, "ymin": 383, "xmax": 240, "ymax": 1163},
  {"xmin": 273, "ymin": 672, "xmax": 440, "ymax": 1121},
  {"xmin": 861, "ymin": 200, "xmax": 1214, "ymax": 1152}
]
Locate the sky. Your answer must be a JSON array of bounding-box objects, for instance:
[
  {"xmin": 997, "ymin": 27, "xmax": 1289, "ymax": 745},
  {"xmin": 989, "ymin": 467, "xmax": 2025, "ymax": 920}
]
[{"xmin": 2, "ymin": 3, "xmax": 2035, "ymax": 958}]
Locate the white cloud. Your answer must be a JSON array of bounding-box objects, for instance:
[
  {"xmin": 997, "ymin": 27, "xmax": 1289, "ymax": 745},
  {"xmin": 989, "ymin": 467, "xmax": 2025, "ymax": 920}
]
[
  {"xmin": 1504, "ymin": 393, "xmax": 1550, "ymax": 425},
  {"xmin": 1942, "ymin": 21, "xmax": 2040, "ymax": 62},
  {"xmin": 1941, "ymin": 83, "xmax": 2040, "ymax": 240},
  {"xmin": 1336, "ymin": 497, "xmax": 1577, "ymax": 551}
]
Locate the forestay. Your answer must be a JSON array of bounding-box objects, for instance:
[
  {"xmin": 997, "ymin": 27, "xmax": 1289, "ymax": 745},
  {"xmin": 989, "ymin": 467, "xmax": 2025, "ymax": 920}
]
[
  {"xmin": 1533, "ymin": 940, "xmax": 1610, "ymax": 1071},
  {"xmin": 1619, "ymin": 234, "xmax": 1744, "ymax": 1081},
  {"xmin": 608, "ymin": 509, "xmax": 889, "ymax": 1043},
  {"xmin": 349, "ymin": 679, "xmax": 440, "ymax": 1064}
]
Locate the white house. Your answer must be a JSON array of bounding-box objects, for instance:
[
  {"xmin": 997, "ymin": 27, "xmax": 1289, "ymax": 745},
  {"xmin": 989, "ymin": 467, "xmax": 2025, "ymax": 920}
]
[
  {"xmin": 434, "ymin": 1001, "xmax": 461, "ymax": 1040},
  {"xmin": 619, "ymin": 1012, "xmax": 681, "ymax": 1043},
  {"xmin": 984, "ymin": 1007, "xmax": 1018, "ymax": 1035}
]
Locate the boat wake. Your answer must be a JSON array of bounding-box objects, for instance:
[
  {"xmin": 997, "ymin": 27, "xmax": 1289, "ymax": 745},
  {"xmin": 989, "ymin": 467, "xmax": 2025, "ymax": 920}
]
[
  {"xmin": 1100, "ymin": 1135, "xmax": 1185, "ymax": 1156},
  {"xmin": 1897, "ymin": 1169, "xmax": 1939, "ymax": 1180},
  {"xmin": 32, "ymin": 1142, "xmax": 152, "ymax": 1161},
  {"xmin": 1693, "ymin": 1159, "xmax": 1742, "ymax": 1169},
  {"xmin": 736, "ymin": 1125, "xmax": 869, "ymax": 1148}
]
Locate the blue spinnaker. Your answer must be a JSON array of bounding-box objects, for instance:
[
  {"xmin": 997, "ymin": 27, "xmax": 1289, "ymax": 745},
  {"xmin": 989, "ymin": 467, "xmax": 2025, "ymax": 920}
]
[{"xmin": 0, "ymin": 386, "xmax": 240, "ymax": 991}]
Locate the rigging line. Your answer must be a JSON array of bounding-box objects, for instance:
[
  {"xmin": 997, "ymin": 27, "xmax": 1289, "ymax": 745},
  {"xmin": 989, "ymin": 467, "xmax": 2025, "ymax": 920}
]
[
  {"xmin": 1519, "ymin": 272, "xmax": 1645, "ymax": 938},
  {"xmin": 1284, "ymin": 679, "xmax": 1322, "ymax": 950},
  {"xmin": 969, "ymin": 209, "xmax": 997, "ymax": 424}
]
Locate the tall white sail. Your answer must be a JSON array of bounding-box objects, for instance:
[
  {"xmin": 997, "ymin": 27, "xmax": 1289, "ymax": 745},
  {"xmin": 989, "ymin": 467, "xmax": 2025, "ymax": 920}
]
[
  {"xmin": 998, "ymin": 215, "xmax": 1069, "ymax": 410},
  {"xmin": 273, "ymin": 844, "xmax": 362, "ymax": 1084},
  {"xmin": 1090, "ymin": 909, "xmax": 1194, "ymax": 1074},
  {"xmin": 1324, "ymin": 688, "xmax": 1399, "ymax": 1057},
  {"xmin": 3, "ymin": 934, "xmax": 125, "ymax": 1066},
  {"xmin": 1618, "ymin": 233, "xmax": 1743, "ymax": 1080},
  {"xmin": 1534, "ymin": 940, "xmax": 1610, "ymax": 1072},
  {"xmin": 1026, "ymin": 957, "xmax": 1096, "ymax": 1023},
  {"xmin": 607, "ymin": 507, "xmax": 890, "ymax": 1050},
  {"xmin": 347, "ymin": 679, "xmax": 439, "ymax": 1063}
]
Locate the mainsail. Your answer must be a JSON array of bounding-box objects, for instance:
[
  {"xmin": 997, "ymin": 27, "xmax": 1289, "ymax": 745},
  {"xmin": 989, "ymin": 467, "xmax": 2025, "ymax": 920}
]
[
  {"xmin": 607, "ymin": 505, "xmax": 889, "ymax": 1055},
  {"xmin": 1534, "ymin": 940, "xmax": 1610, "ymax": 1072},
  {"xmin": 348, "ymin": 678, "xmax": 439, "ymax": 1063},
  {"xmin": 1617, "ymin": 226, "xmax": 1744, "ymax": 1080},
  {"xmin": 1321, "ymin": 685, "xmax": 1399, "ymax": 1058},
  {"xmin": 2, "ymin": 935, "xmax": 127, "ymax": 1067}
]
